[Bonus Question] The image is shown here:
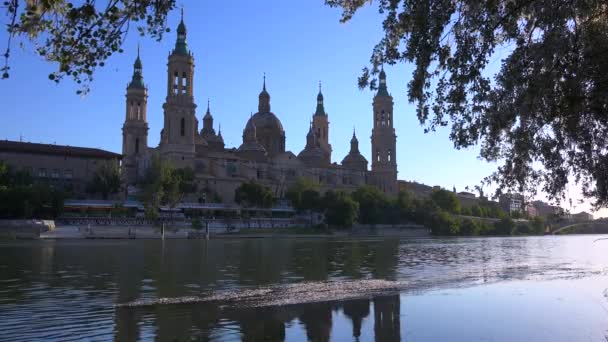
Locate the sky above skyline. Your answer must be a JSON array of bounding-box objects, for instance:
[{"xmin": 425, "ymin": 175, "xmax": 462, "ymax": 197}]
[{"xmin": 0, "ymin": 1, "xmax": 604, "ymax": 217}]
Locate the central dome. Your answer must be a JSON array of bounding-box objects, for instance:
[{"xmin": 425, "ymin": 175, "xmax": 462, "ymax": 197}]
[
  {"xmin": 245, "ymin": 111, "xmax": 285, "ymax": 157},
  {"xmin": 248, "ymin": 112, "xmax": 284, "ymax": 132}
]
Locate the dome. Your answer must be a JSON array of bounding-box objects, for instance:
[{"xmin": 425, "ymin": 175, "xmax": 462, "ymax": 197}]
[{"xmin": 247, "ymin": 112, "xmax": 284, "ymax": 133}]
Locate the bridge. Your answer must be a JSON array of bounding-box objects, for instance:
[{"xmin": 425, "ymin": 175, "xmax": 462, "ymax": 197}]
[{"xmin": 551, "ymin": 220, "xmax": 608, "ymax": 234}]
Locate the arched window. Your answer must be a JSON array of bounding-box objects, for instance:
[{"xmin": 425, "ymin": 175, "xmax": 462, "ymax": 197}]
[
  {"xmin": 173, "ymin": 72, "xmax": 179, "ymax": 95},
  {"xmin": 388, "ymin": 149, "xmax": 392, "ymax": 162},
  {"xmin": 180, "ymin": 118, "xmax": 185, "ymax": 136},
  {"xmin": 129, "ymin": 101, "xmax": 134, "ymax": 119},
  {"xmin": 182, "ymin": 72, "xmax": 188, "ymax": 94},
  {"xmin": 135, "ymin": 138, "xmax": 140, "ymax": 154},
  {"xmin": 137, "ymin": 102, "xmax": 141, "ymax": 120},
  {"xmin": 376, "ymin": 151, "xmax": 380, "ymax": 162}
]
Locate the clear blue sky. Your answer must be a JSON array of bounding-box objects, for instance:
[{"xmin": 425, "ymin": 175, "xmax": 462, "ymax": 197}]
[{"xmin": 0, "ymin": 1, "xmax": 603, "ymax": 216}]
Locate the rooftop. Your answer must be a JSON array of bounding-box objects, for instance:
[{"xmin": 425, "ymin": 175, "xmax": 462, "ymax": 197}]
[{"xmin": 0, "ymin": 140, "xmax": 121, "ymax": 160}]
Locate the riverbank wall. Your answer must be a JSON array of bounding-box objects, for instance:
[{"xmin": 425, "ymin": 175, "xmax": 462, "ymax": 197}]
[{"xmin": 0, "ymin": 220, "xmax": 55, "ymax": 239}]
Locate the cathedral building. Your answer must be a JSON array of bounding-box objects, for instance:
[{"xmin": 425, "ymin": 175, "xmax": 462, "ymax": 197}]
[{"xmin": 122, "ymin": 14, "xmax": 398, "ymax": 203}]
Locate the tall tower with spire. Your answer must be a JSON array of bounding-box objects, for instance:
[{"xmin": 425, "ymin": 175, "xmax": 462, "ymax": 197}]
[
  {"xmin": 160, "ymin": 9, "xmax": 197, "ymax": 165},
  {"xmin": 312, "ymin": 82, "xmax": 332, "ymax": 164},
  {"xmin": 122, "ymin": 47, "xmax": 149, "ymax": 185},
  {"xmin": 370, "ymin": 68, "xmax": 398, "ymax": 195}
]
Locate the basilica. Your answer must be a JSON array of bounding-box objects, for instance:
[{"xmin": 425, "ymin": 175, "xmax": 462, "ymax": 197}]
[{"xmin": 121, "ymin": 14, "xmax": 398, "ymax": 203}]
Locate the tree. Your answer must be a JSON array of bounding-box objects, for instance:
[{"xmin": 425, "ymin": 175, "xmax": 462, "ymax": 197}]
[
  {"xmin": 234, "ymin": 180, "xmax": 274, "ymax": 209},
  {"xmin": 138, "ymin": 156, "xmax": 196, "ymax": 221},
  {"xmin": 0, "ymin": 161, "xmax": 64, "ymax": 219},
  {"xmin": 2, "ymin": 0, "xmax": 176, "ymax": 93},
  {"xmin": 430, "ymin": 188, "xmax": 460, "ymax": 214},
  {"xmin": 86, "ymin": 163, "xmax": 121, "ymax": 200},
  {"xmin": 493, "ymin": 218, "xmax": 516, "ymax": 236},
  {"xmin": 286, "ymin": 177, "xmax": 319, "ymax": 210},
  {"xmin": 323, "ymin": 191, "xmax": 359, "ymax": 228},
  {"xmin": 327, "ymin": 0, "xmax": 608, "ymax": 208},
  {"xmin": 352, "ymin": 186, "xmax": 390, "ymax": 224}
]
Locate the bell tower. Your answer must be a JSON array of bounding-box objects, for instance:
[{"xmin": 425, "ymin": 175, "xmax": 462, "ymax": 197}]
[
  {"xmin": 312, "ymin": 82, "xmax": 332, "ymax": 164},
  {"xmin": 160, "ymin": 9, "xmax": 197, "ymax": 166},
  {"xmin": 370, "ymin": 67, "xmax": 397, "ymax": 195},
  {"xmin": 122, "ymin": 47, "xmax": 148, "ymax": 185}
]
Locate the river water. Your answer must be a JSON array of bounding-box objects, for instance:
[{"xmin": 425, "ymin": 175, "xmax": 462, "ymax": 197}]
[{"xmin": 0, "ymin": 235, "xmax": 606, "ymax": 341}]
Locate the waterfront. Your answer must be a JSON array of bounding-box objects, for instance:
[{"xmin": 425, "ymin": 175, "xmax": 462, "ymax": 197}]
[{"xmin": 0, "ymin": 236, "xmax": 607, "ymax": 341}]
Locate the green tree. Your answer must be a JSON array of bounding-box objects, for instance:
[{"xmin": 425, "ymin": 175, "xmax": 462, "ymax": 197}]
[
  {"xmin": 138, "ymin": 156, "xmax": 196, "ymax": 221},
  {"xmin": 235, "ymin": 180, "xmax": 274, "ymax": 209},
  {"xmin": 0, "ymin": 166, "xmax": 64, "ymax": 219},
  {"xmin": 86, "ymin": 163, "xmax": 121, "ymax": 200},
  {"xmin": 493, "ymin": 218, "xmax": 516, "ymax": 236},
  {"xmin": 327, "ymin": 0, "xmax": 608, "ymax": 208},
  {"xmin": 2, "ymin": 0, "xmax": 177, "ymax": 93},
  {"xmin": 430, "ymin": 188, "xmax": 460, "ymax": 214},
  {"xmin": 286, "ymin": 177, "xmax": 319, "ymax": 210},
  {"xmin": 352, "ymin": 186, "xmax": 390, "ymax": 224},
  {"xmin": 323, "ymin": 191, "xmax": 359, "ymax": 228}
]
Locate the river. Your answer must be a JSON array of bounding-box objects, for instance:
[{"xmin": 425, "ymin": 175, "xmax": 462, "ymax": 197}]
[{"xmin": 0, "ymin": 235, "xmax": 606, "ymax": 341}]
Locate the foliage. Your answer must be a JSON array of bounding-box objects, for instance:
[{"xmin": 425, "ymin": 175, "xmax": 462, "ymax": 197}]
[
  {"xmin": 234, "ymin": 180, "xmax": 274, "ymax": 208},
  {"xmin": 2, "ymin": 0, "xmax": 176, "ymax": 93},
  {"xmin": 493, "ymin": 218, "xmax": 516, "ymax": 236},
  {"xmin": 351, "ymin": 186, "xmax": 391, "ymax": 224},
  {"xmin": 138, "ymin": 156, "xmax": 197, "ymax": 220},
  {"xmin": 322, "ymin": 190, "xmax": 359, "ymax": 228},
  {"xmin": 86, "ymin": 162, "xmax": 121, "ymax": 200},
  {"xmin": 285, "ymin": 177, "xmax": 320, "ymax": 212},
  {"xmin": 191, "ymin": 216, "xmax": 203, "ymax": 230},
  {"xmin": 327, "ymin": 0, "xmax": 608, "ymax": 208},
  {"xmin": 0, "ymin": 161, "xmax": 64, "ymax": 218},
  {"xmin": 430, "ymin": 188, "xmax": 460, "ymax": 214}
]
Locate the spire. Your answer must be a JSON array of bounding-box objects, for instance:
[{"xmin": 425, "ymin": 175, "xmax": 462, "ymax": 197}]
[
  {"xmin": 218, "ymin": 123, "xmax": 222, "ymax": 137},
  {"xmin": 258, "ymin": 73, "xmax": 271, "ymax": 112},
  {"xmin": 350, "ymin": 127, "xmax": 359, "ymax": 152},
  {"xmin": 306, "ymin": 120, "xmax": 317, "ymax": 147},
  {"xmin": 128, "ymin": 46, "xmax": 145, "ymax": 89},
  {"xmin": 204, "ymin": 99, "xmax": 212, "ymax": 119},
  {"xmin": 243, "ymin": 117, "xmax": 257, "ymax": 143},
  {"xmin": 173, "ymin": 7, "xmax": 189, "ymax": 55},
  {"xmin": 314, "ymin": 81, "xmax": 326, "ymax": 116},
  {"xmin": 376, "ymin": 65, "xmax": 389, "ymax": 97}
]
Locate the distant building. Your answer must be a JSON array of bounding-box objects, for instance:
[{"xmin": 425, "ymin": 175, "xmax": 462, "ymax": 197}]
[
  {"xmin": 499, "ymin": 193, "xmax": 524, "ymax": 214},
  {"xmin": 0, "ymin": 140, "xmax": 121, "ymax": 196},
  {"xmin": 571, "ymin": 211, "xmax": 593, "ymax": 222},
  {"xmin": 456, "ymin": 191, "xmax": 479, "ymax": 208},
  {"xmin": 121, "ymin": 14, "xmax": 399, "ymax": 203},
  {"xmin": 457, "ymin": 191, "xmax": 476, "ymax": 199},
  {"xmin": 525, "ymin": 203, "xmax": 538, "ymax": 218},
  {"xmin": 532, "ymin": 200, "xmax": 564, "ymax": 218},
  {"xmin": 398, "ymin": 181, "xmax": 433, "ymax": 198}
]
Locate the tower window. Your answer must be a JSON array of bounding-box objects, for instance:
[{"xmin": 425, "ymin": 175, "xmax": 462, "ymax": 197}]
[
  {"xmin": 180, "ymin": 118, "xmax": 185, "ymax": 136},
  {"xmin": 376, "ymin": 151, "xmax": 380, "ymax": 162},
  {"xmin": 137, "ymin": 102, "xmax": 141, "ymax": 120},
  {"xmin": 182, "ymin": 72, "xmax": 188, "ymax": 94},
  {"xmin": 388, "ymin": 149, "xmax": 392, "ymax": 162},
  {"xmin": 135, "ymin": 138, "xmax": 140, "ymax": 154},
  {"xmin": 173, "ymin": 72, "xmax": 179, "ymax": 95}
]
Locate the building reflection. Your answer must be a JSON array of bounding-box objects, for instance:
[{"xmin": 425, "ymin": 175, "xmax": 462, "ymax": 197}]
[
  {"xmin": 342, "ymin": 298, "xmax": 371, "ymax": 340},
  {"xmin": 373, "ymin": 295, "xmax": 401, "ymax": 342}
]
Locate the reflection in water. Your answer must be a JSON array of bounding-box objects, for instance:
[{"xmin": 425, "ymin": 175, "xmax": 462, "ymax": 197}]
[{"xmin": 0, "ymin": 236, "xmax": 607, "ymax": 341}]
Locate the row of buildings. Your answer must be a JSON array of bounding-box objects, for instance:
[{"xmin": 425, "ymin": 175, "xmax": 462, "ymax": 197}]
[
  {"xmin": 1, "ymin": 13, "xmax": 398, "ymax": 205},
  {"xmin": 400, "ymin": 181, "xmax": 594, "ymax": 221},
  {"xmin": 0, "ymin": 15, "xmax": 597, "ymax": 221}
]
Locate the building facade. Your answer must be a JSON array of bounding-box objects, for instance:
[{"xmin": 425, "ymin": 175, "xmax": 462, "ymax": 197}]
[
  {"xmin": 0, "ymin": 140, "xmax": 121, "ymax": 196},
  {"xmin": 122, "ymin": 15, "xmax": 398, "ymax": 203}
]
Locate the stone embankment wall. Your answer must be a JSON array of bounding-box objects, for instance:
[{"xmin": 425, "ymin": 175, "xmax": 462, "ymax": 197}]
[
  {"xmin": 0, "ymin": 220, "xmax": 55, "ymax": 239},
  {"xmin": 350, "ymin": 224, "xmax": 430, "ymax": 237}
]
